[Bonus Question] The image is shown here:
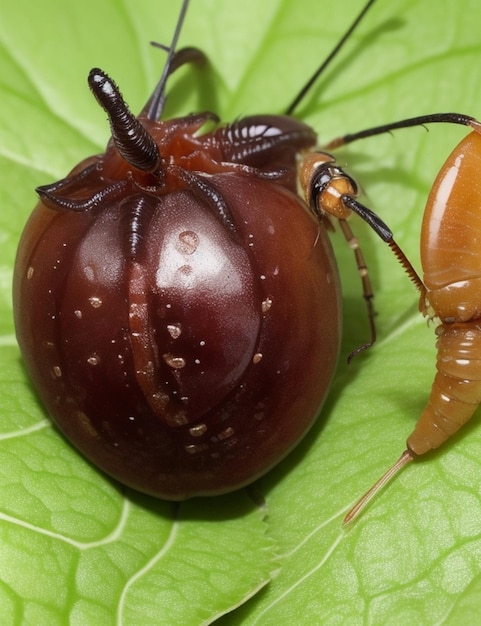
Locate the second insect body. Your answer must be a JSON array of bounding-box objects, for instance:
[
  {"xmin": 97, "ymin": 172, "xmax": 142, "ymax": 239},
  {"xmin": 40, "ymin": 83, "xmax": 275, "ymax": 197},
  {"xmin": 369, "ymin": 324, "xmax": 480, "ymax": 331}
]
[
  {"xmin": 345, "ymin": 122, "xmax": 481, "ymax": 522},
  {"xmin": 412, "ymin": 126, "xmax": 481, "ymax": 454}
]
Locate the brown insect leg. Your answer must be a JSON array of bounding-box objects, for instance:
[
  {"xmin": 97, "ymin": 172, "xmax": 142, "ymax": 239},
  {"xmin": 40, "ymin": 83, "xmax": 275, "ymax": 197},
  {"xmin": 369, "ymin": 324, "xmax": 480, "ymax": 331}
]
[{"xmin": 338, "ymin": 219, "xmax": 376, "ymax": 362}]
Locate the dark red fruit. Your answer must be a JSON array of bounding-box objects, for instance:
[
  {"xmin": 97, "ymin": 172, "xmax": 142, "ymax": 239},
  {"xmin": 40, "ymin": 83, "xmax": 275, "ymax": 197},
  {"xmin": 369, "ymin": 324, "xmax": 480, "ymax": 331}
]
[{"xmin": 13, "ymin": 63, "xmax": 341, "ymax": 500}]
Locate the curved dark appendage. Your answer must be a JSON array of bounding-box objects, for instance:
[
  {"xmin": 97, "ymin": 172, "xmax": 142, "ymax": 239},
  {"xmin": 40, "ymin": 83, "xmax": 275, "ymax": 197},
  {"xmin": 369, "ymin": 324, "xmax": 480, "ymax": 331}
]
[
  {"xmin": 173, "ymin": 167, "xmax": 237, "ymax": 234},
  {"xmin": 325, "ymin": 113, "xmax": 477, "ymax": 149},
  {"xmin": 286, "ymin": 0, "xmax": 377, "ymax": 115},
  {"xmin": 88, "ymin": 69, "xmax": 161, "ymax": 172},
  {"xmin": 337, "ymin": 194, "xmax": 425, "ymax": 359},
  {"xmin": 216, "ymin": 116, "xmax": 316, "ymax": 167},
  {"xmin": 340, "ymin": 195, "xmax": 392, "ymax": 242},
  {"xmin": 341, "ymin": 195, "xmax": 425, "ymax": 293},
  {"xmin": 142, "ymin": 46, "xmax": 208, "ymax": 119},
  {"xmin": 36, "ymin": 163, "xmax": 98, "ymax": 197},
  {"xmin": 159, "ymin": 46, "xmax": 207, "ymax": 75},
  {"xmin": 119, "ymin": 194, "xmax": 158, "ymax": 261},
  {"xmin": 37, "ymin": 180, "xmax": 129, "ymax": 213},
  {"xmin": 146, "ymin": 0, "xmax": 191, "ymax": 121}
]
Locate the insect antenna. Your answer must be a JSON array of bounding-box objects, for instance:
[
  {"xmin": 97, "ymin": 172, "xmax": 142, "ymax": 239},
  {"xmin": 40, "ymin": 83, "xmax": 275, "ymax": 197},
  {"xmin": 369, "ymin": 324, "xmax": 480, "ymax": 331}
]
[
  {"xmin": 387, "ymin": 240, "xmax": 425, "ymax": 294},
  {"xmin": 146, "ymin": 0, "xmax": 191, "ymax": 120},
  {"xmin": 285, "ymin": 0, "xmax": 377, "ymax": 115},
  {"xmin": 141, "ymin": 45, "xmax": 207, "ymax": 118},
  {"xmin": 325, "ymin": 112, "xmax": 478, "ymax": 149},
  {"xmin": 340, "ymin": 194, "xmax": 425, "ymax": 294}
]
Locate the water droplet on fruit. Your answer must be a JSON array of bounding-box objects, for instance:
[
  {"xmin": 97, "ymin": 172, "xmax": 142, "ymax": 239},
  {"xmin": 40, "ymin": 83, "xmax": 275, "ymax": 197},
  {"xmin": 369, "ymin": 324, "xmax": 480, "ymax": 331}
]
[
  {"xmin": 262, "ymin": 297, "xmax": 273, "ymax": 312},
  {"xmin": 167, "ymin": 323, "xmax": 182, "ymax": 339},
  {"xmin": 163, "ymin": 353, "xmax": 186, "ymax": 369},
  {"xmin": 89, "ymin": 296, "xmax": 102, "ymax": 308},
  {"xmin": 189, "ymin": 423, "xmax": 207, "ymax": 437},
  {"xmin": 177, "ymin": 230, "xmax": 200, "ymax": 255}
]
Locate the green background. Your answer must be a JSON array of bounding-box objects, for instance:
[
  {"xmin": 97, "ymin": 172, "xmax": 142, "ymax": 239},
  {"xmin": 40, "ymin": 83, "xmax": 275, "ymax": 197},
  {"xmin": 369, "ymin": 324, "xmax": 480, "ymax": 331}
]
[{"xmin": 1, "ymin": 0, "xmax": 481, "ymax": 623}]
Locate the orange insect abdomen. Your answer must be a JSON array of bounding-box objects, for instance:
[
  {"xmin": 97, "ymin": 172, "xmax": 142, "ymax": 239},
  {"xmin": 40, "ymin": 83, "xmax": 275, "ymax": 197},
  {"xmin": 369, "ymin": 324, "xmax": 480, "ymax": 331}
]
[
  {"xmin": 409, "ymin": 127, "xmax": 481, "ymax": 455},
  {"xmin": 407, "ymin": 321, "xmax": 481, "ymax": 455},
  {"xmin": 420, "ymin": 130, "xmax": 481, "ymax": 323}
]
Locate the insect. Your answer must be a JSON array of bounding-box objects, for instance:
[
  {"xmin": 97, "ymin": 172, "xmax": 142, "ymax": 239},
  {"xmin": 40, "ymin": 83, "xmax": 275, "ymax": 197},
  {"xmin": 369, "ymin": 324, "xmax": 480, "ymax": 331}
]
[
  {"xmin": 344, "ymin": 120, "xmax": 481, "ymax": 523},
  {"xmin": 12, "ymin": 0, "xmax": 477, "ymax": 501}
]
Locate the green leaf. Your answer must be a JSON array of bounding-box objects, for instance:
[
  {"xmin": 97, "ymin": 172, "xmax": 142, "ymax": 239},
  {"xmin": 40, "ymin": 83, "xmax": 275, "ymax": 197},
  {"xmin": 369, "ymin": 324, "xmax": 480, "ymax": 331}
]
[{"xmin": 2, "ymin": 0, "xmax": 481, "ymax": 624}]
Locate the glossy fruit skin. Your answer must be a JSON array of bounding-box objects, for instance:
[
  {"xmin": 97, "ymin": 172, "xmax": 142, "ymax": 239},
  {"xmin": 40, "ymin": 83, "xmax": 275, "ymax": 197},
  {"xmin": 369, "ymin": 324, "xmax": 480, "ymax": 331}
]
[{"xmin": 13, "ymin": 110, "xmax": 341, "ymax": 499}]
